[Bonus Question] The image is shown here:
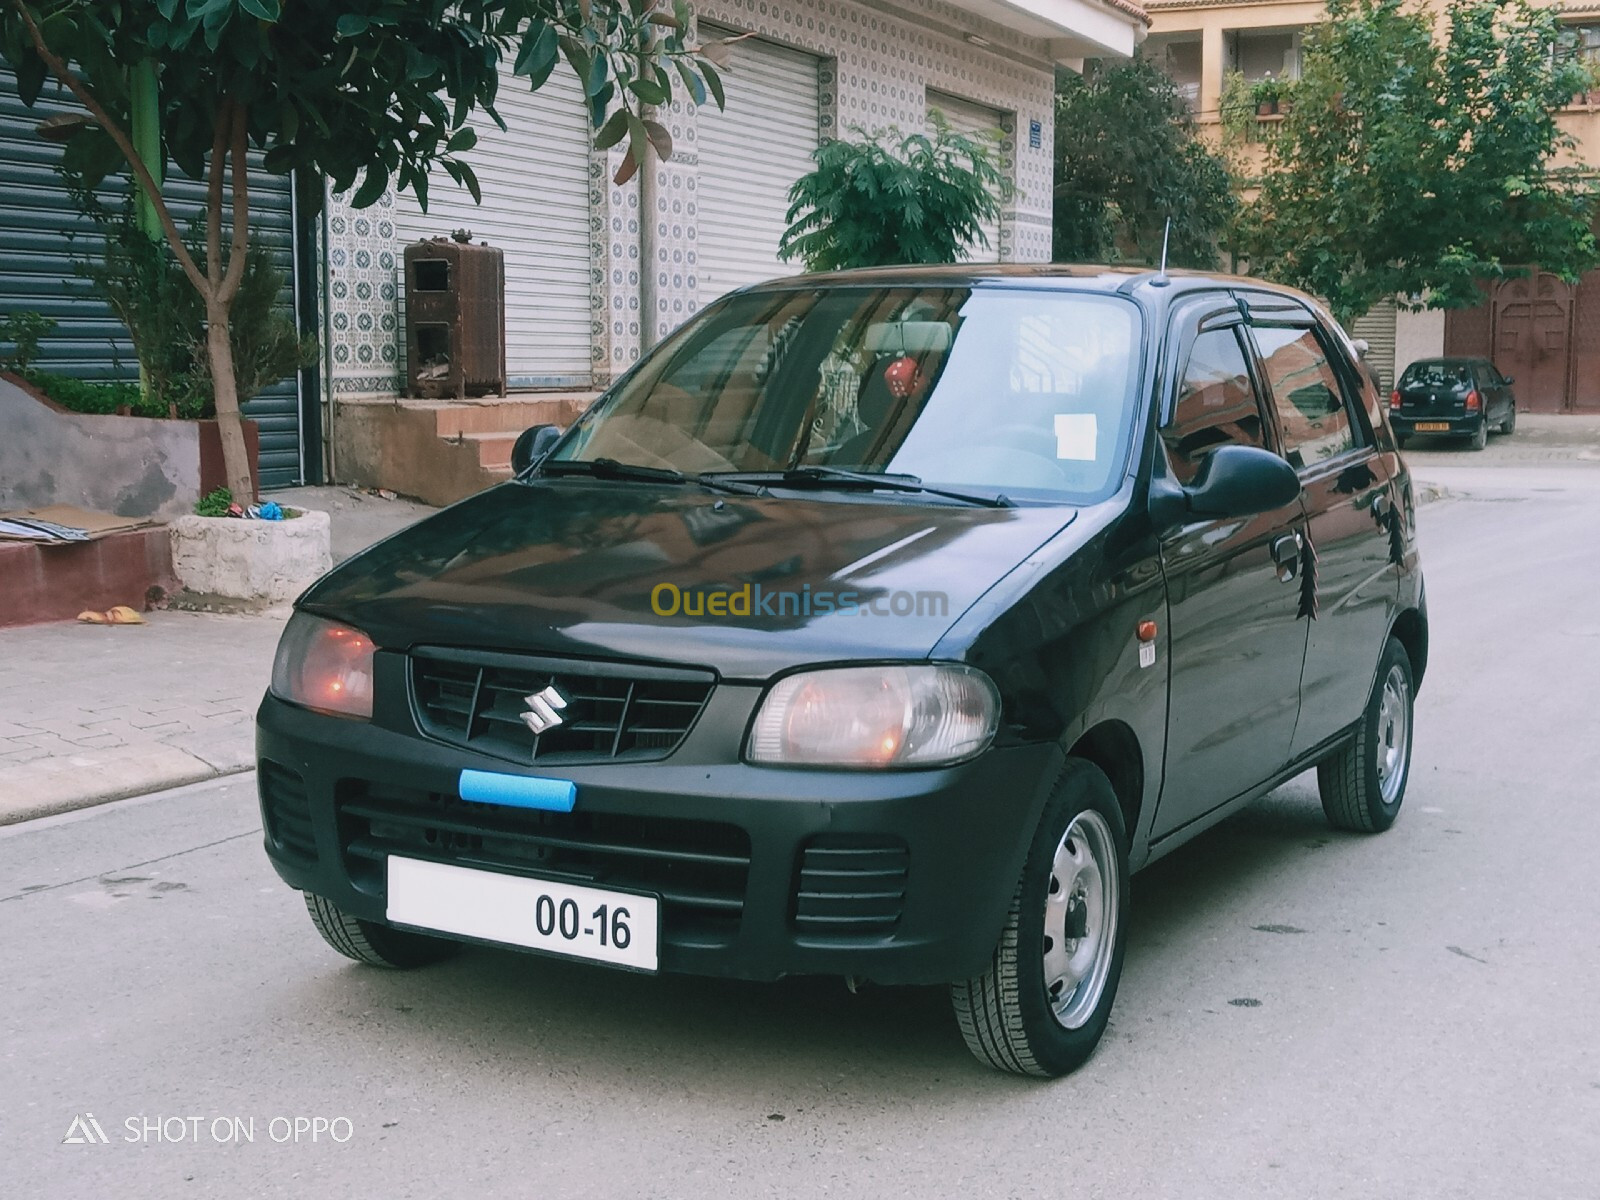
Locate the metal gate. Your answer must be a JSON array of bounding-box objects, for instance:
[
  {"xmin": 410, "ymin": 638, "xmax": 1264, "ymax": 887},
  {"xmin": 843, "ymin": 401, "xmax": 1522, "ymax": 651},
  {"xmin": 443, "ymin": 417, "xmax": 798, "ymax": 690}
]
[
  {"xmin": 1493, "ymin": 272, "xmax": 1572, "ymax": 414},
  {"xmin": 1574, "ymin": 268, "xmax": 1600, "ymax": 412},
  {"xmin": 0, "ymin": 67, "xmax": 304, "ymax": 486},
  {"xmin": 1351, "ymin": 300, "xmax": 1397, "ymax": 392},
  {"xmin": 696, "ymin": 30, "xmax": 820, "ymax": 298},
  {"xmin": 927, "ymin": 90, "xmax": 1007, "ymax": 262}
]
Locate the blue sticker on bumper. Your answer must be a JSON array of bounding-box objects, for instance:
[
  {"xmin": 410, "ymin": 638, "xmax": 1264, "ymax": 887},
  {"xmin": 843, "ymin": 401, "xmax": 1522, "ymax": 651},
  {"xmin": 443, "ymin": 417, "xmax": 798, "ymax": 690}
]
[{"xmin": 458, "ymin": 770, "xmax": 577, "ymax": 813}]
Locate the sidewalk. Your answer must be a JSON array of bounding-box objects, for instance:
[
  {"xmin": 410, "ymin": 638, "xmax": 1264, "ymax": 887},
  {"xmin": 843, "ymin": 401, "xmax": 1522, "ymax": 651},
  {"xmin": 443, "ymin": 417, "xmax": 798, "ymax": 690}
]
[{"xmin": 0, "ymin": 485, "xmax": 435, "ymax": 825}]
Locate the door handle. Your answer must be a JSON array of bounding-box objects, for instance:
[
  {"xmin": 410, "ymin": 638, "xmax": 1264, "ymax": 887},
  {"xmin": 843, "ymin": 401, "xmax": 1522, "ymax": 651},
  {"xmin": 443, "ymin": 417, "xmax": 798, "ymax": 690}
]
[
  {"xmin": 1270, "ymin": 532, "xmax": 1302, "ymax": 582},
  {"xmin": 1370, "ymin": 491, "xmax": 1391, "ymax": 523}
]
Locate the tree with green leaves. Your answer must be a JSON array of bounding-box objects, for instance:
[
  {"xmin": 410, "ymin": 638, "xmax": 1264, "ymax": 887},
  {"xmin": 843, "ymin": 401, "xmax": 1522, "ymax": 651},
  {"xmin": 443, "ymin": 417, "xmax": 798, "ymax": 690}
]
[
  {"xmin": 0, "ymin": 0, "xmax": 724, "ymax": 500},
  {"xmin": 778, "ymin": 116, "xmax": 1010, "ymax": 271},
  {"xmin": 1053, "ymin": 58, "xmax": 1235, "ymax": 269},
  {"xmin": 1233, "ymin": 0, "xmax": 1599, "ymax": 323}
]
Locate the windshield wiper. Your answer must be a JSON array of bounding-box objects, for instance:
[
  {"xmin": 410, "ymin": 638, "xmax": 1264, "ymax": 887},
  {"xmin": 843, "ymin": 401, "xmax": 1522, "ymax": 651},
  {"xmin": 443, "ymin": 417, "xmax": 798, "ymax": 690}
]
[
  {"xmin": 540, "ymin": 457, "xmax": 763, "ymax": 496},
  {"xmin": 705, "ymin": 466, "xmax": 1013, "ymax": 508}
]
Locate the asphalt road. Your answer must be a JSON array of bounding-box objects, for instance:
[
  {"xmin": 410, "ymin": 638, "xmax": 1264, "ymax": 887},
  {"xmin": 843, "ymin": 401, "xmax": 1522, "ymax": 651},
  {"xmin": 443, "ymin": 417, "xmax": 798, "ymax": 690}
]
[{"xmin": 5, "ymin": 466, "xmax": 1598, "ymax": 1200}]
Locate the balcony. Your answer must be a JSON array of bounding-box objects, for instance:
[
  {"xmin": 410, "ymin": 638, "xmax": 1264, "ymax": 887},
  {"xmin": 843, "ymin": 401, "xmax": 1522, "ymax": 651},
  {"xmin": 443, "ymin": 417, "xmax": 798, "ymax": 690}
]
[{"xmin": 948, "ymin": 0, "xmax": 1151, "ymax": 61}]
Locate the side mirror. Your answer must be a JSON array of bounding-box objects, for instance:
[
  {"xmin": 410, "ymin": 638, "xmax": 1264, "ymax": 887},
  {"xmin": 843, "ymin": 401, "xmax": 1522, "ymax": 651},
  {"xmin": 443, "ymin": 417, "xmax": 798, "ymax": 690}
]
[
  {"xmin": 1502, "ymin": 375, "xmax": 1514, "ymax": 385},
  {"xmin": 1185, "ymin": 445, "xmax": 1302, "ymax": 519},
  {"xmin": 511, "ymin": 424, "xmax": 563, "ymax": 475}
]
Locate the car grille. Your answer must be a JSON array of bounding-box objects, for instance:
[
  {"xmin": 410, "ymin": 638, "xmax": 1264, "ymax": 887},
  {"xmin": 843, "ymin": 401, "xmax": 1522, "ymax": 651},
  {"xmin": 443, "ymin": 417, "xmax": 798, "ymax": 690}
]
[
  {"xmin": 410, "ymin": 650, "xmax": 714, "ymax": 766},
  {"xmin": 792, "ymin": 835, "xmax": 909, "ymax": 937},
  {"xmin": 336, "ymin": 781, "xmax": 750, "ymax": 946},
  {"xmin": 259, "ymin": 760, "xmax": 318, "ymax": 864}
]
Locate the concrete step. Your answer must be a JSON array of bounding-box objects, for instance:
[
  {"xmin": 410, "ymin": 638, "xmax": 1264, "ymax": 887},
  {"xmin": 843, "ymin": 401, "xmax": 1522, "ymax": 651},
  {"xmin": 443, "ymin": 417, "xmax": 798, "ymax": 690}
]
[
  {"xmin": 462, "ymin": 431, "xmax": 516, "ymax": 470},
  {"xmin": 430, "ymin": 394, "xmax": 593, "ymax": 438}
]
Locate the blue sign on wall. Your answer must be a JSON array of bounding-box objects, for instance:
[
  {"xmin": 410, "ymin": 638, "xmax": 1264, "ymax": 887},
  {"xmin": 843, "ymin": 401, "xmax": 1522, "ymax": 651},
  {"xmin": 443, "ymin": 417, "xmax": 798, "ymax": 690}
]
[{"xmin": 1029, "ymin": 119, "xmax": 1042, "ymax": 149}]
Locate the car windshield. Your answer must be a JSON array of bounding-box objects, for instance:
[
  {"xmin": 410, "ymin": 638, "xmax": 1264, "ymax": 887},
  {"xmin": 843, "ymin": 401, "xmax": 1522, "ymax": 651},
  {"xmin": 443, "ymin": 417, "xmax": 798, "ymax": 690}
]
[
  {"xmin": 547, "ymin": 286, "xmax": 1143, "ymax": 501},
  {"xmin": 1400, "ymin": 362, "xmax": 1473, "ymax": 389}
]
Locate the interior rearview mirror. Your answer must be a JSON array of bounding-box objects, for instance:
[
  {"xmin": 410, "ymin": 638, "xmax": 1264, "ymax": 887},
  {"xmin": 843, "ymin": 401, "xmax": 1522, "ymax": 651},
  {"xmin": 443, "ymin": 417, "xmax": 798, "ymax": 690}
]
[
  {"xmin": 511, "ymin": 424, "xmax": 564, "ymax": 475},
  {"xmin": 1184, "ymin": 445, "xmax": 1303, "ymax": 520}
]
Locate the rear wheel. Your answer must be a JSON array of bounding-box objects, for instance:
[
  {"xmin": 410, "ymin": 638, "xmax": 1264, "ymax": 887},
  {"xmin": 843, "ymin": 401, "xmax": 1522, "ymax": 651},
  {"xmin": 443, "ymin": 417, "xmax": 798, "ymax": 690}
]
[
  {"xmin": 1318, "ymin": 638, "xmax": 1414, "ymax": 833},
  {"xmin": 952, "ymin": 759, "xmax": 1129, "ymax": 1077},
  {"xmin": 304, "ymin": 892, "xmax": 461, "ymax": 968},
  {"xmin": 1394, "ymin": 432, "xmax": 1410, "ymax": 450},
  {"xmin": 1468, "ymin": 419, "xmax": 1488, "ymax": 451}
]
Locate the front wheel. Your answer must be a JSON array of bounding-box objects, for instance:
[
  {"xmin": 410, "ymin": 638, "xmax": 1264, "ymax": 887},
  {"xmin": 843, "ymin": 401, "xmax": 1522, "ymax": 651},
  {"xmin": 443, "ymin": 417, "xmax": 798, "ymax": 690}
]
[
  {"xmin": 952, "ymin": 759, "xmax": 1129, "ymax": 1077},
  {"xmin": 304, "ymin": 892, "xmax": 461, "ymax": 968},
  {"xmin": 1501, "ymin": 404, "xmax": 1517, "ymax": 436},
  {"xmin": 1318, "ymin": 637, "xmax": 1414, "ymax": 833}
]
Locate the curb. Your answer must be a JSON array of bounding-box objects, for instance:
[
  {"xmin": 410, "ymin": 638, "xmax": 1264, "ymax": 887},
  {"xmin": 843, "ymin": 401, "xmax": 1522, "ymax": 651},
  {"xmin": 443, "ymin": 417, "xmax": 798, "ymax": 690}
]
[{"xmin": 0, "ymin": 748, "xmax": 254, "ymax": 827}]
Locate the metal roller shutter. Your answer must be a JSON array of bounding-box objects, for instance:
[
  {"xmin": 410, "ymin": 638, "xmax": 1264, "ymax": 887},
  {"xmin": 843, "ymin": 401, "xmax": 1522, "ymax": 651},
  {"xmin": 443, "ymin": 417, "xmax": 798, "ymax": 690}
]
[
  {"xmin": 926, "ymin": 90, "xmax": 1005, "ymax": 262},
  {"xmin": 0, "ymin": 67, "xmax": 304, "ymax": 487},
  {"xmin": 696, "ymin": 32, "xmax": 819, "ymax": 298},
  {"xmin": 1351, "ymin": 299, "xmax": 1397, "ymax": 392},
  {"xmin": 392, "ymin": 62, "xmax": 593, "ymax": 388}
]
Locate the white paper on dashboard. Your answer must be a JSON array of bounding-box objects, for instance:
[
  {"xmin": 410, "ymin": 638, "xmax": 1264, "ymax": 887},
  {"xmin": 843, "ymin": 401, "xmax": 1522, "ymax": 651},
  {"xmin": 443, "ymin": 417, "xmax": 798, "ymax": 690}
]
[{"xmin": 1054, "ymin": 413, "xmax": 1098, "ymax": 461}]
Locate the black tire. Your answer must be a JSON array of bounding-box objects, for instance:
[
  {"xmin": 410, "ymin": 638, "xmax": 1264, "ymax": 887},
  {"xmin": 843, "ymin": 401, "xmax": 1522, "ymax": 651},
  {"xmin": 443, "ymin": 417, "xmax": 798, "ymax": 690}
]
[
  {"xmin": 304, "ymin": 892, "xmax": 461, "ymax": 969},
  {"xmin": 1394, "ymin": 432, "xmax": 1410, "ymax": 450},
  {"xmin": 1468, "ymin": 419, "xmax": 1488, "ymax": 451},
  {"xmin": 1318, "ymin": 637, "xmax": 1414, "ymax": 833},
  {"xmin": 951, "ymin": 759, "xmax": 1130, "ymax": 1077},
  {"xmin": 1501, "ymin": 404, "xmax": 1517, "ymax": 436}
]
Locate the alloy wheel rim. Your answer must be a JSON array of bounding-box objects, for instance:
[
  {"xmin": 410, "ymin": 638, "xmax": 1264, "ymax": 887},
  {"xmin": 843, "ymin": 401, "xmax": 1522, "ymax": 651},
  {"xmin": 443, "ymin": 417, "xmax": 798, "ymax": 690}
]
[
  {"xmin": 1042, "ymin": 809, "xmax": 1120, "ymax": 1030},
  {"xmin": 1376, "ymin": 664, "xmax": 1411, "ymax": 805}
]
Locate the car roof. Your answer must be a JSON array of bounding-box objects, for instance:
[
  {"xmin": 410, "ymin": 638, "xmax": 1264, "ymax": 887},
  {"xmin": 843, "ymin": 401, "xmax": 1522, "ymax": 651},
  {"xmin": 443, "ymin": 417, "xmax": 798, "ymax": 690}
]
[{"xmin": 741, "ymin": 262, "xmax": 1322, "ymax": 306}]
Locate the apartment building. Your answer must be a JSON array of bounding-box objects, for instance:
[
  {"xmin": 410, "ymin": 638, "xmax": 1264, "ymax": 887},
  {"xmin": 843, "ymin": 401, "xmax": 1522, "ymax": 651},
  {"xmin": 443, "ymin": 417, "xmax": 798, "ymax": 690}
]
[{"xmin": 1144, "ymin": 0, "xmax": 1600, "ymax": 411}]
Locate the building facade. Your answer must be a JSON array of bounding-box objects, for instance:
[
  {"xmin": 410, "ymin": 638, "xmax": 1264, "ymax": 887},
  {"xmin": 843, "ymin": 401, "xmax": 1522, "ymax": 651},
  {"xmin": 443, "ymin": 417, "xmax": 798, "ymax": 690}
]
[
  {"xmin": 1144, "ymin": 0, "xmax": 1600, "ymax": 411},
  {"xmin": 320, "ymin": 0, "xmax": 1150, "ymax": 497}
]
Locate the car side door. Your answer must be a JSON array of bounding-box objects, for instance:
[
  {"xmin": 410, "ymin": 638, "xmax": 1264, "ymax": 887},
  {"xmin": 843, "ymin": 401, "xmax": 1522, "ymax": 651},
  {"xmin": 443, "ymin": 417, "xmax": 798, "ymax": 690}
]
[
  {"xmin": 1151, "ymin": 299, "xmax": 1311, "ymax": 840},
  {"xmin": 1481, "ymin": 361, "xmax": 1513, "ymax": 426},
  {"xmin": 1244, "ymin": 300, "xmax": 1399, "ymax": 760}
]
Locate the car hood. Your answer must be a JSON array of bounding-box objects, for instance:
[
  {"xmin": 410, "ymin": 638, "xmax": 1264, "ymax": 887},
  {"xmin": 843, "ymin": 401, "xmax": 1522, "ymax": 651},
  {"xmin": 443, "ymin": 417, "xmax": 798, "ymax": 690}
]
[{"xmin": 300, "ymin": 479, "xmax": 1076, "ymax": 679}]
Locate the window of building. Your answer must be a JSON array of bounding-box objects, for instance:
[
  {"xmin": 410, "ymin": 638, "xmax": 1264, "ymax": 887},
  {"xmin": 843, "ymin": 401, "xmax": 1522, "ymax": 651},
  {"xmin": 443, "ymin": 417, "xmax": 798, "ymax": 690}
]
[{"xmin": 1225, "ymin": 28, "xmax": 1303, "ymax": 82}]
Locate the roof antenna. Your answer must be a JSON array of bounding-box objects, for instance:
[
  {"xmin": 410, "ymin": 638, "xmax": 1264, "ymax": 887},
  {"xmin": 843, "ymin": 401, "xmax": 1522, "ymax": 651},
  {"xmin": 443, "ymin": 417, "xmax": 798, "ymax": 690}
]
[{"xmin": 1151, "ymin": 218, "xmax": 1173, "ymax": 287}]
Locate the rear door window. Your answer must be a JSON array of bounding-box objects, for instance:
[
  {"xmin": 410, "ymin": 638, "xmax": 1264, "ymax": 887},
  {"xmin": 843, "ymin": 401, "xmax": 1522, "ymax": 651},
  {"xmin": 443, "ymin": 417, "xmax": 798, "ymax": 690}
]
[
  {"xmin": 1161, "ymin": 327, "xmax": 1267, "ymax": 484},
  {"xmin": 1252, "ymin": 325, "xmax": 1365, "ymax": 470}
]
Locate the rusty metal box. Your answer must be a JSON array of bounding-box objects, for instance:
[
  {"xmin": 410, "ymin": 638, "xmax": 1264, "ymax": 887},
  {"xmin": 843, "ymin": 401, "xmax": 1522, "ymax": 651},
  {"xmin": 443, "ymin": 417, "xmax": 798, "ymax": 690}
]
[{"xmin": 404, "ymin": 235, "xmax": 507, "ymax": 399}]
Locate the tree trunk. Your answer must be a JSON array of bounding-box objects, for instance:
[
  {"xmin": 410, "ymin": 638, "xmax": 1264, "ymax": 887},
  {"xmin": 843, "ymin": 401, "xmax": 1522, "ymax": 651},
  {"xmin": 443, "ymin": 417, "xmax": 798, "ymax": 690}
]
[{"xmin": 206, "ymin": 298, "xmax": 253, "ymax": 502}]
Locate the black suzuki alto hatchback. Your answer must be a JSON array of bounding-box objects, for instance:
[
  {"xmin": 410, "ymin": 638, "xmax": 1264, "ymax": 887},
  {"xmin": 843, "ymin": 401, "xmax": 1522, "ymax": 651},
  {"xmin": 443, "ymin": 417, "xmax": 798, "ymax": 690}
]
[{"xmin": 259, "ymin": 266, "xmax": 1427, "ymax": 1077}]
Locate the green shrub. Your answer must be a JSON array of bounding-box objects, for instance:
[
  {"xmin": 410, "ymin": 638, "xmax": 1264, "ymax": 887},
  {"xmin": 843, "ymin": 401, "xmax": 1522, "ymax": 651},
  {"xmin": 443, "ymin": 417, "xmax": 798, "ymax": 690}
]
[
  {"xmin": 66, "ymin": 193, "xmax": 315, "ymax": 419},
  {"xmin": 1, "ymin": 310, "xmax": 57, "ymax": 373},
  {"xmin": 195, "ymin": 487, "xmax": 233, "ymax": 517},
  {"xmin": 20, "ymin": 368, "xmax": 147, "ymax": 416},
  {"xmin": 779, "ymin": 115, "xmax": 1011, "ymax": 270}
]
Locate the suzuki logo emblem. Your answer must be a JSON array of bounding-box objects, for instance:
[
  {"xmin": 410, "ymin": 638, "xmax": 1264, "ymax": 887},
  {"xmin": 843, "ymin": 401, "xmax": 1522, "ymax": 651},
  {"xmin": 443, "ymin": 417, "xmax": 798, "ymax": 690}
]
[{"xmin": 519, "ymin": 684, "xmax": 570, "ymax": 735}]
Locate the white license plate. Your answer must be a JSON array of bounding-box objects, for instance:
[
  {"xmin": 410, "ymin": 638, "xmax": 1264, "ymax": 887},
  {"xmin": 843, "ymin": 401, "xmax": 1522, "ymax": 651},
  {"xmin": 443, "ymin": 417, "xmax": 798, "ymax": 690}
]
[
  {"xmin": 1415, "ymin": 421, "xmax": 1451, "ymax": 432},
  {"xmin": 386, "ymin": 857, "xmax": 659, "ymax": 972}
]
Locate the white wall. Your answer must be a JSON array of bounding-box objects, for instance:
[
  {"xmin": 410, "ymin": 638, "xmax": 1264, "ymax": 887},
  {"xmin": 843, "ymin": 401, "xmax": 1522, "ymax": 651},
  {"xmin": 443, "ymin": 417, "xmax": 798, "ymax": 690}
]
[{"xmin": 1394, "ymin": 307, "xmax": 1446, "ymax": 377}]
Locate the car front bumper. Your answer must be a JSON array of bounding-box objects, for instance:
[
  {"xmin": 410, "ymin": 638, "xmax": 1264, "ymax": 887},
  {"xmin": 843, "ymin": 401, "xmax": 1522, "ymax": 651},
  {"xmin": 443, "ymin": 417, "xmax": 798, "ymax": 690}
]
[{"xmin": 256, "ymin": 692, "xmax": 1060, "ymax": 985}]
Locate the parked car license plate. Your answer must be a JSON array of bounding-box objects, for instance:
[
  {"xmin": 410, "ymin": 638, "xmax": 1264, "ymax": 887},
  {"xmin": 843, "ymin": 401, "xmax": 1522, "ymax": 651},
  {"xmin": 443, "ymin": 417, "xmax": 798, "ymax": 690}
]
[
  {"xmin": 386, "ymin": 856, "xmax": 659, "ymax": 971},
  {"xmin": 1415, "ymin": 422, "xmax": 1451, "ymax": 431}
]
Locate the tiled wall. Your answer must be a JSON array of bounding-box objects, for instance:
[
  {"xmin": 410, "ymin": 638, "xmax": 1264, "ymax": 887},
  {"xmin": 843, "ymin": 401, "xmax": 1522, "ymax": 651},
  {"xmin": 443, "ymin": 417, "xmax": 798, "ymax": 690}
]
[{"xmin": 328, "ymin": 0, "xmax": 1058, "ymax": 397}]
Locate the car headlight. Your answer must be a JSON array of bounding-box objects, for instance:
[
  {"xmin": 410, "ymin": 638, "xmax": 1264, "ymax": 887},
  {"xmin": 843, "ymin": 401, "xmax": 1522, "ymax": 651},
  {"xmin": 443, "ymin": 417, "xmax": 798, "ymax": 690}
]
[
  {"xmin": 270, "ymin": 612, "xmax": 375, "ymax": 720},
  {"xmin": 746, "ymin": 664, "xmax": 1000, "ymax": 768}
]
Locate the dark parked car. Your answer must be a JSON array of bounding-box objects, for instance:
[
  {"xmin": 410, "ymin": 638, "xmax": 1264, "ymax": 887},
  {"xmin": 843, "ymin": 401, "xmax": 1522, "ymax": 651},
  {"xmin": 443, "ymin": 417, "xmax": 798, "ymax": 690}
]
[
  {"xmin": 1390, "ymin": 356, "xmax": 1517, "ymax": 450},
  {"xmin": 259, "ymin": 266, "xmax": 1428, "ymax": 1077}
]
